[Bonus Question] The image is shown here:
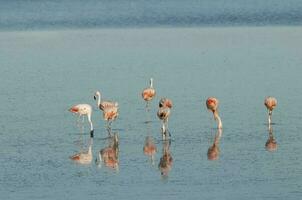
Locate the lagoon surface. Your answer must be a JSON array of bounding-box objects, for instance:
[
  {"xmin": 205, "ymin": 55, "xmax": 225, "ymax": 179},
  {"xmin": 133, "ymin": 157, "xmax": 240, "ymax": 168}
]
[{"xmin": 0, "ymin": 27, "xmax": 302, "ymax": 199}]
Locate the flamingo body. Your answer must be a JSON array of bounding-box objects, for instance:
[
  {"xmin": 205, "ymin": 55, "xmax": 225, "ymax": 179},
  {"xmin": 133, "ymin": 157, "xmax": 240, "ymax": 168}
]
[
  {"xmin": 159, "ymin": 98, "xmax": 173, "ymax": 108},
  {"xmin": 264, "ymin": 96, "xmax": 277, "ymax": 111},
  {"xmin": 142, "ymin": 78, "xmax": 156, "ymax": 102},
  {"xmin": 103, "ymin": 106, "xmax": 119, "ymax": 121},
  {"xmin": 157, "ymin": 107, "xmax": 171, "ymax": 121}
]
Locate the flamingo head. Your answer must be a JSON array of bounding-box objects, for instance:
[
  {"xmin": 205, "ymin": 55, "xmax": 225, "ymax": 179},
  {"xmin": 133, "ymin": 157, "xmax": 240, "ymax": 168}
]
[
  {"xmin": 206, "ymin": 97, "xmax": 219, "ymax": 113},
  {"xmin": 94, "ymin": 91, "xmax": 101, "ymax": 100},
  {"xmin": 69, "ymin": 106, "xmax": 79, "ymax": 113}
]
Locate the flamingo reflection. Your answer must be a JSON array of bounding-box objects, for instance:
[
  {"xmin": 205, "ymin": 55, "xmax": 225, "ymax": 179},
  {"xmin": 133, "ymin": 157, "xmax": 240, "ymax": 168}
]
[
  {"xmin": 158, "ymin": 140, "xmax": 173, "ymax": 177},
  {"xmin": 70, "ymin": 138, "xmax": 93, "ymax": 165},
  {"xmin": 143, "ymin": 136, "xmax": 157, "ymax": 165},
  {"xmin": 96, "ymin": 133, "xmax": 119, "ymax": 170},
  {"xmin": 265, "ymin": 123, "xmax": 278, "ymax": 152},
  {"xmin": 207, "ymin": 129, "xmax": 222, "ymax": 160}
]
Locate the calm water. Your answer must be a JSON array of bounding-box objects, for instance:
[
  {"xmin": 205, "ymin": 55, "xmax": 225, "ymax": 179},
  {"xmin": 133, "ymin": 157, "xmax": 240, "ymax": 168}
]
[
  {"xmin": 1, "ymin": 27, "xmax": 302, "ymax": 199},
  {"xmin": 1, "ymin": 0, "xmax": 302, "ymax": 30}
]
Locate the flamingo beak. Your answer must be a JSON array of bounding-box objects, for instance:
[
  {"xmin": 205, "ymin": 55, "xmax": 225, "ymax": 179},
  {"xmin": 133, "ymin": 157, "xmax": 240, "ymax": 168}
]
[{"xmin": 94, "ymin": 96, "xmax": 96, "ymax": 100}]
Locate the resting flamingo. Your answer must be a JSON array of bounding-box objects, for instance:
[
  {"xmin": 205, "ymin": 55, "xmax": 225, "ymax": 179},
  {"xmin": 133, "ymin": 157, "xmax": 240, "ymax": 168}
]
[
  {"xmin": 157, "ymin": 98, "xmax": 172, "ymax": 140},
  {"xmin": 69, "ymin": 104, "xmax": 94, "ymax": 137},
  {"xmin": 142, "ymin": 78, "xmax": 156, "ymax": 109},
  {"xmin": 264, "ymin": 96, "xmax": 277, "ymax": 125},
  {"xmin": 206, "ymin": 97, "xmax": 222, "ymax": 129},
  {"xmin": 70, "ymin": 139, "xmax": 93, "ymax": 164},
  {"xmin": 94, "ymin": 91, "xmax": 119, "ymax": 132}
]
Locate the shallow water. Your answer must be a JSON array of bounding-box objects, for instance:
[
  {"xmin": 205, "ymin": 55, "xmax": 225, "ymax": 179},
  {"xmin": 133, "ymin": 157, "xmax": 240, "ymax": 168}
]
[{"xmin": 0, "ymin": 27, "xmax": 302, "ymax": 199}]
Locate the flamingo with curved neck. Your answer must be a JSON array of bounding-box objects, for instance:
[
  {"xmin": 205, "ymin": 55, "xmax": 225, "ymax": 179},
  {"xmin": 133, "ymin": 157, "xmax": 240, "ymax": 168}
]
[
  {"xmin": 264, "ymin": 96, "xmax": 277, "ymax": 125},
  {"xmin": 69, "ymin": 104, "xmax": 94, "ymax": 137},
  {"xmin": 206, "ymin": 97, "xmax": 222, "ymax": 129}
]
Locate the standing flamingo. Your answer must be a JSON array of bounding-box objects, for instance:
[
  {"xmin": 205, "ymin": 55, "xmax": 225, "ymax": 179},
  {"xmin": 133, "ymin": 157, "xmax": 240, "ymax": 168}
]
[
  {"xmin": 157, "ymin": 98, "xmax": 172, "ymax": 140},
  {"xmin": 69, "ymin": 104, "xmax": 94, "ymax": 137},
  {"xmin": 94, "ymin": 91, "xmax": 119, "ymax": 132},
  {"xmin": 206, "ymin": 97, "xmax": 222, "ymax": 129},
  {"xmin": 142, "ymin": 78, "xmax": 156, "ymax": 109},
  {"xmin": 264, "ymin": 96, "xmax": 277, "ymax": 125},
  {"xmin": 70, "ymin": 139, "xmax": 93, "ymax": 164}
]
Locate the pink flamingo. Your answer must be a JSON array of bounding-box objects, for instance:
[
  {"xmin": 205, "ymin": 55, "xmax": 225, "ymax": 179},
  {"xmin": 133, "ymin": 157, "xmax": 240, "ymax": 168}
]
[
  {"xmin": 264, "ymin": 96, "xmax": 277, "ymax": 125},
  {"xmin": 69, "ymin": 104, "xmax": 94, "ymax": 137},
  {"xmin": 206, "ymin": 97, "xmax": 222, "ymax": 129},
  {"xmin": 94, "ymin": 91, "xmax": 119, "ymax": 132},
  {"xmin": 157, "ymin": 98, "xmax": 172, "ymax": 139},
  {"xmin": 142, "ymin": 78, "xmax": 156, "ymax": 109}
]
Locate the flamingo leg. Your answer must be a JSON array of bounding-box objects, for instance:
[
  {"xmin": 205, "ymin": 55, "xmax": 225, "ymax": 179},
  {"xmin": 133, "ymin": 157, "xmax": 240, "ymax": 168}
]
[
  {"xmin": 87, "ymin": 113, "xmax": 94, "ymax": 138},
  {"xmin": 145, "ymin": 101, "xmax": 150, "ymax": 112}
]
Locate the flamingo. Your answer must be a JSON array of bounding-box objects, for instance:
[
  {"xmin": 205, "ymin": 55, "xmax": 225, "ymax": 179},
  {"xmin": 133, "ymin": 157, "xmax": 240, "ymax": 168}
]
[
  {"xmin": 158, "ymin": 140, "xmax": 173, "ymax": 177},
  {"xmin": 97, "ymin": 133, "xmax": 119, "ymax": 170},
  {"xmin": 207, "ymin": 129, "xmax": 222, "ymax": 160},
  {"xmin": 94, "ymin": 91, "xmax": 119, "ymax": 132},
  {"xmin": 69, "ymin": 104, "xmax": 94, "ymax": 138},
  {"xmin": 143, "ymin": 136, "xmax": 157, "ymax": 165},
  {"xmin": 264, "ymin": 96, "xmax": 277, "ymax": 125},
  {"xmin": 159, "ymin": 97, "xmax": 173, "ymax": 108},
  {"xmin": 157, "ymin": 98, "xmax": 172, "ymax": 140},
  {"xmin": 142, "ymin": 78, "xmax": 156, "ymax": 109},
  {"xmin": 70, "ymin": 139, "xmax": 93, "ymax": 165},
  {"xmin": 206, "ymin": 97, "xmax": 222, "ymax": 129}
]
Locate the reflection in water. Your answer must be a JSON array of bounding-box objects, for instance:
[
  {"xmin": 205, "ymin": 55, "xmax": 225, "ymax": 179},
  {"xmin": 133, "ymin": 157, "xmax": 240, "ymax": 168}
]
[
  {"xmin": 265, "ymin": 124, "xmax": 277, "ymax": 152},
  {"xmin": 143, "ymin": 136, "xmax": 157, "ymax": 166},
  {"xmin": 158, "ymin": 140, "xmax": 173, "ymax": 177},
  {"xmin": 96, "ymin": 132, "xmax": 119, "ymax": 170},
  {"xmin": 207, "ymin": 129, "xmax": 222, "ymax": 160},
  {"xmin": 70, "ymin": 138, "xmax": 93, "ymax": 165}
]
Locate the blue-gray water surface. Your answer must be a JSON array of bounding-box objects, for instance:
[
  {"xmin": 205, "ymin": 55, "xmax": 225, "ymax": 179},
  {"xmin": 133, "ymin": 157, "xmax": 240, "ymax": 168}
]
[
  {"xmin": 1, "ymin": 0, "xmax": 302, "ymax": 30},
  {"xmin": 0, "ymin": 27, "xmax": 302, "ymax": 199}
]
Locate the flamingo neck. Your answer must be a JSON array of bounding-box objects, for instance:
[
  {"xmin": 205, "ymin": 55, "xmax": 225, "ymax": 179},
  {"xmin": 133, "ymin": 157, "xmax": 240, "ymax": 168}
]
[
  {"xmin": 214, "ymin": 111, "xmax": 222, "ymax": 129},
  {"xmin": 268, "ymin": 110, "xmax": 272, "ymax": 125},
  {"xmin": 96, "ymin": 93, "xmax": 101, "ymax": 107}
]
